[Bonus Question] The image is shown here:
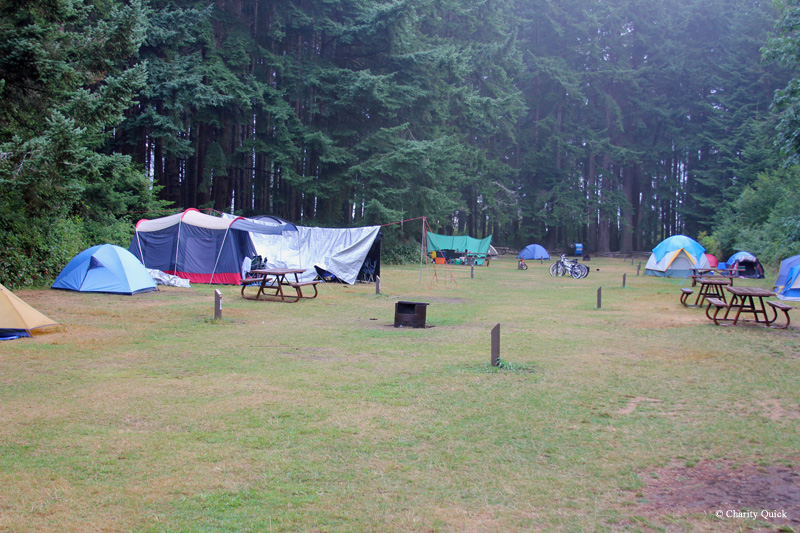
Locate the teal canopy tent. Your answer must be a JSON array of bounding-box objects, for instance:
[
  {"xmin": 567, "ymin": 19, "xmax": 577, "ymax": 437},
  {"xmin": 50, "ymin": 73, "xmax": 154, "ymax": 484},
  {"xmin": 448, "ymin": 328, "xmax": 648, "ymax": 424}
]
[{"xmin": 426, "ymin": 232, "xmax": 492, "ymax": 258}]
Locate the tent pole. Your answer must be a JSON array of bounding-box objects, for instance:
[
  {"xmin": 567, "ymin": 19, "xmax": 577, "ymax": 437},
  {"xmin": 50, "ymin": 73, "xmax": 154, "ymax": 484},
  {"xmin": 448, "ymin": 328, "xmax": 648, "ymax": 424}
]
[
  {"xmin": 419, "ymin": 217, "xmax": 426, "ymax": 286},
  {"xmin": 209, "ymin": 226, "xmax": 231, "ymax": 284},
  {"xmin": 175, "ymin": 217, "xmax": 183, "ymax": 276},
  {"xmin": 135, "ymin": 230, "xmax": 145, "ymax": 267}
]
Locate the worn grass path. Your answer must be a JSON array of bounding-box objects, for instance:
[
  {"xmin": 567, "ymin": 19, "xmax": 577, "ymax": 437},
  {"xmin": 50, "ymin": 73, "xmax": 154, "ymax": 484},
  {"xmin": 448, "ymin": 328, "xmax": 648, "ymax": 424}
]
[{"xmin": 1, "ymin": 256, "xmax": 798, "ymax": 531}]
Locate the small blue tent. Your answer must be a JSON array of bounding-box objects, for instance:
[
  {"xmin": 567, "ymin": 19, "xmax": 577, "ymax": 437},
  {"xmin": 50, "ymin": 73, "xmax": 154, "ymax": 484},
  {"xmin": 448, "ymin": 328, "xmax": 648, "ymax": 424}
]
[
  {"xmin": 53, "ymin": 244, "xmax": 157, "ymax": 295},
  {"xmin": 727, "ymin": 251, "xmax": 765, "ymax": 279},
  {"xmin": 517, "ymin": 244, "xmax": 550, "ymax": 260},
  {"xmin": 774, "ymin": 255, "xmax": 800, "ymax": 301}
]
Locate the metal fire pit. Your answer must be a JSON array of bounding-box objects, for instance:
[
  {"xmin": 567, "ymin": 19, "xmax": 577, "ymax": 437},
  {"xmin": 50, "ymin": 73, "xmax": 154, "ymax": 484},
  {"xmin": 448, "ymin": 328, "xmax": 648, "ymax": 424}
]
[{"xmin": 394, "ymin": 301, "xmax": 429, "ymax": 328}]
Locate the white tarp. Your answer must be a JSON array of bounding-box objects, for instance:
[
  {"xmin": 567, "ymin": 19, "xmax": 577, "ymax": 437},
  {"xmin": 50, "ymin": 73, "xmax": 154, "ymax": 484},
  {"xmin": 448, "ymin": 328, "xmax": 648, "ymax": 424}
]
[
  {"xmin": 148, "ymin": 269, "xmax": 191, "ymax": 288},
  {"xmin": 222, "ymin": 215, "xmax": 380, "ymax": 284}
]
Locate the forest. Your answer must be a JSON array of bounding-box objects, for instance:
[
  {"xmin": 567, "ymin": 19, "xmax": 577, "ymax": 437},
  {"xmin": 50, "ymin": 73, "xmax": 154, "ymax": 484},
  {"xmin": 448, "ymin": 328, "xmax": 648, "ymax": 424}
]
[{"xmin": 2, "ymin": 0, "xmax": 800, "ymax": 286}]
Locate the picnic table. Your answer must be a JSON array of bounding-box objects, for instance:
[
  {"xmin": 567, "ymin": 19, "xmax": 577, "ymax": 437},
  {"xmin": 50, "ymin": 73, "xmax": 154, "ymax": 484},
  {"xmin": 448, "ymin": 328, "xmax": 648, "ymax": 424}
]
[
  {"xmin": 690, "ymin": 277, "xmax": 731, "ymax": 307},
  {"xmin": 704, "ymin": 286, "xmax": 792, "ymax": 328},
  {"xmin": 240, "ymin": 268, "xmax": 321, "ymax": 302}
]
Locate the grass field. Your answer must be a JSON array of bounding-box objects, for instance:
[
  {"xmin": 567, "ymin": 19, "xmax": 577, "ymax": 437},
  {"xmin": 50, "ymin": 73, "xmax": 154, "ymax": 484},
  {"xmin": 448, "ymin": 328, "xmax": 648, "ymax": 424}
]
[{"xmin": 1, "ymin": 255, "xmax": 798, "ymax": 531}]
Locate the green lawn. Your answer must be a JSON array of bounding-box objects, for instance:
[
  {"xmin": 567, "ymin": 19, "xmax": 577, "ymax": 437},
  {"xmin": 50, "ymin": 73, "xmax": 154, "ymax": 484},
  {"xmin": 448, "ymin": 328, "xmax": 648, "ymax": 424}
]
[{"xmin": 1, "ymin": 256, "xmax": 798, "ymax": 531}]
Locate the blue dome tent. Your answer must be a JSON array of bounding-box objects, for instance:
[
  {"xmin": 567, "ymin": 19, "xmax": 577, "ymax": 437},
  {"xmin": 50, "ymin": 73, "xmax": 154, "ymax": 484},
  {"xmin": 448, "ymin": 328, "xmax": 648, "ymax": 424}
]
[
  {"xmin": 774, "ymin": 255, "xmax": 800, "ymax": 301},
  {"xmin": 53, "ymin": 244, "xmax": 157, "ymax": 295},
  {"xmin": 517, "ymin": 244, "xmax": 550, "ymax": 260}
]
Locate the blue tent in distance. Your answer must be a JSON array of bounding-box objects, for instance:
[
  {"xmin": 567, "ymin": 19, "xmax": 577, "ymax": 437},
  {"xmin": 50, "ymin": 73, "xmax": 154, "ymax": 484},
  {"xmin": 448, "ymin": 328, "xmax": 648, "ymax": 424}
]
[
  {"xmin": 774, "ymin": 255, "xmax": 800, "ymax": 301},
  {"xmin": 517, "ymin": 244, "xmax": 550, "ymax": 260},
  {"xmin": 52, "ymin": 244, "xmax": 157, "ymax": 295}
]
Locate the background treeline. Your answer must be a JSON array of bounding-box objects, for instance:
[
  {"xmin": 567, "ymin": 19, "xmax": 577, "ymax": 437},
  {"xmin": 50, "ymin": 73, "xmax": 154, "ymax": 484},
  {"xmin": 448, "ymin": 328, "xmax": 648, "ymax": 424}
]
[{"xmin": 2, "ymin": 0, "xmax": 800, "ymax": 287}]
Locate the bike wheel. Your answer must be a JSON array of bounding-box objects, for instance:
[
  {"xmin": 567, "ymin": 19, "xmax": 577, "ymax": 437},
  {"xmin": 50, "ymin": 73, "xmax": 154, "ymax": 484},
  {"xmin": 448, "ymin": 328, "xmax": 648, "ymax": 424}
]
[
  {"xmin": 549, "ymin": 262, "xmax": 559, "ymax": 276},
  {"xmin": 571, "ymin": 266, "xmax": 582, "ymax": 279},
  {"xmin": 522, "ymin": 263, "xmax": 528, "ymax": 270},
  {"xmin": 577, "ymin": 264, "xmax": 589, "ymax": 278},
  {"xmin": 557, "ymin": 264, "xmax": 566, "ymax": 276}
]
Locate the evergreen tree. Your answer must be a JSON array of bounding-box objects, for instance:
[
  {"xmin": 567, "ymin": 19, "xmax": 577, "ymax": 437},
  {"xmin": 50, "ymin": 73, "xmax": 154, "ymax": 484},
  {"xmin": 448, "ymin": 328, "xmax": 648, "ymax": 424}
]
[{"xmin": 0, "ymin": 0, "xmax": 161, "ymax": 286}]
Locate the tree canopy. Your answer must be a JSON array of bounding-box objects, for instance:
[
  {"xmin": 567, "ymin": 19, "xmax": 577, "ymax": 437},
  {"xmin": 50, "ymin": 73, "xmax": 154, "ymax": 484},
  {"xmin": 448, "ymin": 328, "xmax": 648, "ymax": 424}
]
[{"xmin": 0, "ymin": 0, "xmax": 797, "ymax": 285}]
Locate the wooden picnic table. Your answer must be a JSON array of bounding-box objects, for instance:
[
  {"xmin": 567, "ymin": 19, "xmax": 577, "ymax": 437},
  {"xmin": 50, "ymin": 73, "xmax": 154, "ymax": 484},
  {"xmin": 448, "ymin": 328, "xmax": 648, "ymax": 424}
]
[
  {"xmin": 240, "ymin": 268, "xmax": 321, "ymax": 302},
  {"xmin": 705, "ymin": 286, "xmax": 782, "ymax": 327},
  {"xmin": 693, "ymin": 277, "xmax": 731, "ymax": 306}
]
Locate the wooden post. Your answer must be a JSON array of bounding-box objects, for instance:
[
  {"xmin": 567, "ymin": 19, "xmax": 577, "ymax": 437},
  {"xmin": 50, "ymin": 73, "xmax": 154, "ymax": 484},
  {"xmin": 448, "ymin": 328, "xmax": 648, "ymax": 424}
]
[
  {"xmin": 471, "ymin": 265, "xmax": 475, "ymax": 279},
  {"xmin": 622, "ymin": 273, "xmax": 626, "ymax": 288},
  {"xmin": 214, "ymin": 289, "xmax": 222, "ymax": 319},
  {"xmin": 597, "ymin": 287, "xmax": 602, "ymax": 309},
  {"xmin": 491, "ymin": 324, "xmax": 500, "ymax": 366},
  {"xmin": 637, "ymin": 262, "xmax": 641, "ymax": 276},
  {"xmin": 375, "ymin": 275, "xmax": 381, "ymax": 295}
]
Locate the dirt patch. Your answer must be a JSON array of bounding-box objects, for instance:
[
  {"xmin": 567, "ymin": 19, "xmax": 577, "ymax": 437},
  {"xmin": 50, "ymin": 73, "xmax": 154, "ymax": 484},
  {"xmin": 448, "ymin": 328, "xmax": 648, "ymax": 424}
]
[
  {"xmin": 636, "ymin": 458, "xmax": 800, "ymax": 529},
  {"xmin": 618, "ymin": 397, "xmax": 661, "ymax": 415}
]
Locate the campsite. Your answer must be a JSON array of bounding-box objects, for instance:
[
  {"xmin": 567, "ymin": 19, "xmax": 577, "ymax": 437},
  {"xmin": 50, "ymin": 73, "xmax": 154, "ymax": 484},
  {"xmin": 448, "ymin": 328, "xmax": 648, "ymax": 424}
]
[{"xmin": 1, "ymin": 255, "xmax": 798, "ymax": 531}]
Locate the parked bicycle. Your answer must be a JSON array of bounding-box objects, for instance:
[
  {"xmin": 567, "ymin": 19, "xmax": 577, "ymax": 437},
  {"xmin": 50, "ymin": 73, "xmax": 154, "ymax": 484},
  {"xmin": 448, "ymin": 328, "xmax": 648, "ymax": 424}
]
[
  {"xmin": 549, "ymin": 254, "xmax": 589, "ymax": 279},
  {"xmin": 518, "ymin": 258, "xmax": 528, "ymax": 270}
]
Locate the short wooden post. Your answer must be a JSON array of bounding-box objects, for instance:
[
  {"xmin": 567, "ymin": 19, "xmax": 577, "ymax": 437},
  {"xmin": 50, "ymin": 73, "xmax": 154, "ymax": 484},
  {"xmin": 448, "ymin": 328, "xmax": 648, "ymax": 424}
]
[
  {"xmin": 637, "ymin": 262, "xmax": 641, "ymax": 276},
  {"xmin": 375, "ymin": 275, "xmax": 381, "ymax": 295},
  {"xmin": 622, "ymin": 273, "xmax": 626, "ymax": 288},
  {"xmin": 597, "ymin": 287, "xmax": 602, "ymax": 309},
  {"xmin": 491, "ymin": 324, "xmax": 500, "ymax": 366},
  {"xmin": 471, "ymin": 265, "xmax": 475, "ymax": 279},
  {"xmin": 214, "ymin": 289, "xmax": 222, "ymax": 319}
]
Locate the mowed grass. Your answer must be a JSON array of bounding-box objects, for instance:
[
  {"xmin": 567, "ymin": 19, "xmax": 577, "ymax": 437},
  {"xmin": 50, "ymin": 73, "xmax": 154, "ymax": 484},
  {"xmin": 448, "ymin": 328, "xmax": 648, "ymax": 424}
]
[{"xmin": 1, "ymin": 256, "xmax": 798, "ymax": 531}]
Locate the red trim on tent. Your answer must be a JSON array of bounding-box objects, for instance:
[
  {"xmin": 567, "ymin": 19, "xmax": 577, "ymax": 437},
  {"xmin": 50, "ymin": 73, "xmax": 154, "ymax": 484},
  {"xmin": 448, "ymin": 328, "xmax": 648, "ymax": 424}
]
[
  {"xmin": 181, "ymin": 207, "xmax": 201, "ymax": 219},
  {"xmin": 166, "ymin": 271, "xmax": 242, "ymax": 285}
]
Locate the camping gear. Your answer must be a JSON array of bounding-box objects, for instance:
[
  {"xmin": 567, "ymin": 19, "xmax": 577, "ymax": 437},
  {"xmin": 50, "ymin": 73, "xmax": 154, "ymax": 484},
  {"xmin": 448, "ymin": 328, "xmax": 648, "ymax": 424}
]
[
  {"xmin": 53, "ymin": 244, "xmax": 157, "ymax": 294},
  {"xmin": 517, "ymin": 244, "xmax": 550, "ymax": 261},
  {"xmin": 644, "ymin": 235, "xmax": 710, "ymax": 277},
  {"xmin": 147, "ymin": 269, "xmax": 191, "ymax": 288},
  {"xmin": 130, "ymin": 209, "xmax": 288, "ymax": 285},
  {"xmin": 0, "ymin": 283, "xmax": 58, "ymax": 340},
  {"xmin": 727, "ymin": 251, "xmax": 765, "ymax": 279},
  {"xmin": 774, "ymin": 255, "xmax": 800, "ymax": 301}
]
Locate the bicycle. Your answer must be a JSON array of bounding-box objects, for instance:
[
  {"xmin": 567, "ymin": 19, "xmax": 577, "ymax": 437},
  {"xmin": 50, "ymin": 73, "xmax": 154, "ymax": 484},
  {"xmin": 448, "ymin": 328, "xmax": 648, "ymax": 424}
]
[
  {"xmin": 549, "ymin": 254, "xmax": 588, "ymax": 279},
  {"xmin": 518, "ymin": 258, "xmax": 528, "ymax": 270}
]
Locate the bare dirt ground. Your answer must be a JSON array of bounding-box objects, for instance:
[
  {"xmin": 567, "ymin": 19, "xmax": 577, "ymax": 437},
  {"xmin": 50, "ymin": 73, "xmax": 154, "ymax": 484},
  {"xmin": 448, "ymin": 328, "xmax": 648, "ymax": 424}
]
[{"xmin": 635, "ymin": 458, "xmax": 800, "ymax": 530}]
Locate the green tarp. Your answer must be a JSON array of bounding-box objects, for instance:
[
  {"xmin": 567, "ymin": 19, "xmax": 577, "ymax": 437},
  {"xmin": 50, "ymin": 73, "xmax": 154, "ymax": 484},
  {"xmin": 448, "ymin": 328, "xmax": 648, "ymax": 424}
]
[{"xmin": 426, "ymin": 232, "xmax": 492, "ymax": 255}]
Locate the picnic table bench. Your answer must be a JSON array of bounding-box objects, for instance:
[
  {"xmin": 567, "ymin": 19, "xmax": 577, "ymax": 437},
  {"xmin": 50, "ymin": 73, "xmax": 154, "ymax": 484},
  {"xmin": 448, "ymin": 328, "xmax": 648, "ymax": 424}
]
[
  {"xmin": 766, "ymin": 300, "xmax": 792, "ymax": 329},
  {"xmin": 680, "ymin": 287, "xmax": 694, "ymax": 307},
  {"xmin": 287, "ymin": 280, "xmax": 322, "ymax": 299}
]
